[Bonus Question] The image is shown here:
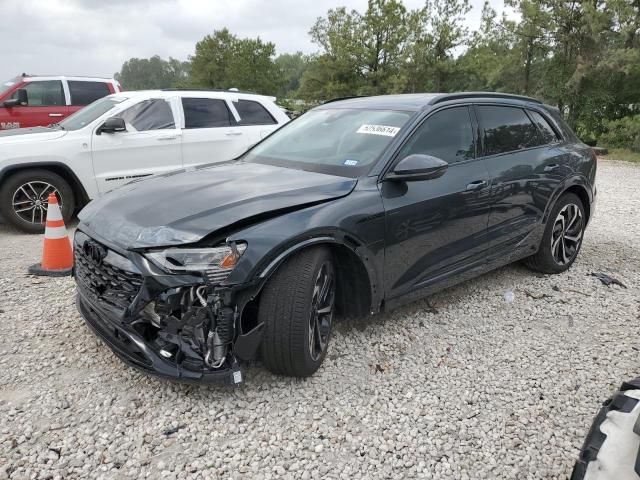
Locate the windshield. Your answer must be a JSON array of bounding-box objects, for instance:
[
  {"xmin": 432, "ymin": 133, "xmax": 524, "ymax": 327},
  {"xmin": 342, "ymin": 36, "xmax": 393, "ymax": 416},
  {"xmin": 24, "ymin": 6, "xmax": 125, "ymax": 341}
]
[
  {"xmin": 244, "ymin": 108, "xmax": 412, "ymax": 177},
  {"xmin": 58, "ymin": 96, "xmax": 127, "ymax": 131},
  {"xmin": 1, "ymin": 77, "xmax": 19, "ymax": 97}
]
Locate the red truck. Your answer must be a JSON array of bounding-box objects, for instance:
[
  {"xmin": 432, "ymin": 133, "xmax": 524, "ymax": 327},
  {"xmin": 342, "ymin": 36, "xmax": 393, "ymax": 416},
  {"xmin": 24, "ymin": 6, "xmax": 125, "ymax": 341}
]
[{"xmin": 0, "ymin": 74, "xmax": 121, "ymax": 129}]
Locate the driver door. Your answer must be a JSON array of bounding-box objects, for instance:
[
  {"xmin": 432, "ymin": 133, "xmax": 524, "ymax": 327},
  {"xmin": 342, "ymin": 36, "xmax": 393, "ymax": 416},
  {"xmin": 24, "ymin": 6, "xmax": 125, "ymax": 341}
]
[
  {"xmin": 91, "ymin": 98, "xmax": 182, "ymax": 194},
  {"xmin": 381, "ymin": 106, "xmax": 493, "ymax": 301}
]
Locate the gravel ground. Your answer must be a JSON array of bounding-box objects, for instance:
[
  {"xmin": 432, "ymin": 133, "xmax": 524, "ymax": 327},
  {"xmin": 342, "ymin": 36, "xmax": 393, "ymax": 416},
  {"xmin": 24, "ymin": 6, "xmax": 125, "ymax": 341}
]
[{"xmin": 0, "ymin": 159, "xmax": 639, "ymax": 480}]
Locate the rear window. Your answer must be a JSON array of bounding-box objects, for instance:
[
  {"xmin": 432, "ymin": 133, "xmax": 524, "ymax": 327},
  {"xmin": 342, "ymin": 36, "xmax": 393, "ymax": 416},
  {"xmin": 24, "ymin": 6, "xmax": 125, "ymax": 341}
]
[
  {"xmin": 528, "ymin": 110, "xmax": 560, "ymax": 144},
  {"xmin": 182, "ymin": 98, "xmax": 233, "ymax": 128},
  {"xmin": 477, "ymin": 106, "xmax": 542, "ymax": 156},
  {"xmin": 234, "ymin": 99, "xmax": 276, "ymax": 125},
  {"xmin": 68, "ymin": 81, "xmax": 111, "ymax": 106}
]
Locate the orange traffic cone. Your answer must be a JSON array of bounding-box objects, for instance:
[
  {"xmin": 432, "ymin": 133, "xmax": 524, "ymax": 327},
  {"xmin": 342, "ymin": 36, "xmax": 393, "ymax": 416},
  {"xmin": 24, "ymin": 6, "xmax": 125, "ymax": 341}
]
[{"xmin": 28, "ymin": 193, "xmax": 73, "ymax": 276}]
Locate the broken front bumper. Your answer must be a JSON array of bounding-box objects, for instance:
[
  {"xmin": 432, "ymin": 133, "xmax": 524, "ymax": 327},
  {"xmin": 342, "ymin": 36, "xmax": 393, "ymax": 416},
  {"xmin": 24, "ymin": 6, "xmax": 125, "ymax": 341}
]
[
  {"xmin": 77, "ymin": 293, "xmax": 242, "ymax": 384},
  {"xmin": 73, "ymin": 229, "xmax": 264, "ymax": 385}
]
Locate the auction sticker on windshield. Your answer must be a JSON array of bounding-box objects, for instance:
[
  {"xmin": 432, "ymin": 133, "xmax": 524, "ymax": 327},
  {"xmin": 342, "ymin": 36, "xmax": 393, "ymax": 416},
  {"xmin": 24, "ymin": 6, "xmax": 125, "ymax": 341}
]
[{"xmin": 357, "ymin": 124, "xmax": 400, "ymax": 137}]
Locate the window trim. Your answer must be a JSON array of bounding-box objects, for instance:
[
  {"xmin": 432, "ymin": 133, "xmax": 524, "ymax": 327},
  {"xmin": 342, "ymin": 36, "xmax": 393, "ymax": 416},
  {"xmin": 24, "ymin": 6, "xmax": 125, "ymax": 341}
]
[
  {"xmin": 472, "ymin": 103, "xmax": 556, "ymax": 159},
  {"xmin": 381, "ymin": 104, "xmax": 479, "ymax": 180}
]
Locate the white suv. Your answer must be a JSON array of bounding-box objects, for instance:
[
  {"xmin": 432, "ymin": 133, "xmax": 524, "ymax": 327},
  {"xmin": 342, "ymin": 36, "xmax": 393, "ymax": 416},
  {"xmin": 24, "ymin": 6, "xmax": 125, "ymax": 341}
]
[{"xmin": 0, "ymin": 89, "xmax": 289, "ymax": 232}]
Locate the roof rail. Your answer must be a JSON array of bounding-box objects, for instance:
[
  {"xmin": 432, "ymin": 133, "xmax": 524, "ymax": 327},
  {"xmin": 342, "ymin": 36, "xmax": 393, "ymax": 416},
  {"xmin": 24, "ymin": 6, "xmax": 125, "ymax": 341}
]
[
  {"xmin": 323, "ymin": 95, "xmax": 368, "ymax": 105},
  {"xmin": 431, "ymin": 92, "xmax": 542, "ymax": 105},
  {"xmin": 161, "ymin": 87, "xmax": 260, "ymax": 95}
]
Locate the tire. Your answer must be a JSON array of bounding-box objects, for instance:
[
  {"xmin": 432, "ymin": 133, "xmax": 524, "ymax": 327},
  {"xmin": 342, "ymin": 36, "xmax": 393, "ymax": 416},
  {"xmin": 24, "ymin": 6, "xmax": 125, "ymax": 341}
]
[
  {"xmin": 259, "ymin": 246, "xmax": 336, "ymax": 377},
  {"xmin": 571, "ymin": 378, "xmax": 640, "ymax": 480},
  {"xmin": 0, "ymin": 169, "xmax": 75, "ymax": 234},
  {"xmin": 524, "ymin": 192, "xmax": 585, "ymax": 274}
]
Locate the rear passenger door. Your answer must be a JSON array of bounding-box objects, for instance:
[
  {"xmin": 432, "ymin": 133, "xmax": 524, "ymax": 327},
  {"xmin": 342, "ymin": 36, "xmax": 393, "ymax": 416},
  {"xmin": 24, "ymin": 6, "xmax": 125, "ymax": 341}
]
[
  {"xmin": 180, "ymin": 97, "xmax": 249, "ymax": 167},
  {"xmin": 475, "ymin": 104, "xmax": 565, "ymax": 256},
  {"xmin": 231, "ymin": 98, "xmax": 279, "ymax": 146}
]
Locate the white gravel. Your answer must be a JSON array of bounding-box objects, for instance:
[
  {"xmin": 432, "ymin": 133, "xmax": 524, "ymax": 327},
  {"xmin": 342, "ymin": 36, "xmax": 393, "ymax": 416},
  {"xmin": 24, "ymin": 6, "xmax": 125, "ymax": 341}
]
[{"xmin": 1, "ymin": 159, "xmax": 639, "ymax": 480}]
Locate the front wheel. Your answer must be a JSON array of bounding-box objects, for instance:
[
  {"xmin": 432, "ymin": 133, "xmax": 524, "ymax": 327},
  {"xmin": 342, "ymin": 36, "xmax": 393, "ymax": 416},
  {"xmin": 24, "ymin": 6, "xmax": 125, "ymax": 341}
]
[
  {"xmin": 524, "ymin": 192, "xmax": 585, "ymax": 274},
  {"xmin": 0, "ymin": 169, "xmax": 75, "ymax": 233},
  {"xmin": 259, "ymin": 246, "xmax": 336, "ymax": 377}
]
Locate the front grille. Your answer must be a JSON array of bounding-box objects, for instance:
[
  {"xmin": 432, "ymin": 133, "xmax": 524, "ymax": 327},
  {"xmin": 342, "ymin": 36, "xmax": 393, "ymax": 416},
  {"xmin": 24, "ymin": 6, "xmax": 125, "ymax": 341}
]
[{"xmin": 74, "ymin": 242, "xmax": 143, "ymax": 311}]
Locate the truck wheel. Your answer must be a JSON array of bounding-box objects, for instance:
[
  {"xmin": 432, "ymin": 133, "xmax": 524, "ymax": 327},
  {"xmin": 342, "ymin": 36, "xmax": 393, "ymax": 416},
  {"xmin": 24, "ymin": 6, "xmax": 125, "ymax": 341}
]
[
  {"xmin": 571, "ymin": 378, "xmax": 640, "ymax": 480},
  {"xmin": 259, "ymin": 246, "xmax": 336, "ymax": 377},
  {"xmin": 524, "ymin": 192, "xmax": 585, "ymax": 274},
  {"xmin": 0, "ymin": 169, "xmax": 75, "ymax": 234}
]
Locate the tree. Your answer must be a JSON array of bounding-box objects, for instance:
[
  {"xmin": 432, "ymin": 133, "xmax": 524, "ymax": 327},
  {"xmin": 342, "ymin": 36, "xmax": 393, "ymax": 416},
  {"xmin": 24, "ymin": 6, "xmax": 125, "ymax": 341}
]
[
  {"xmin": 274, "ymin": 52, "xmax": 309, "ymax": 97},
  {"xmin": 115, "ymin": 56, "xmax": 190, "ymax": 90},
  {"xmin": 299, "ymin": 0, "xmax": 411, "ymax": 100},
  {"xmin": 189, "ymin": 28, "xmax": 284, "ymax": 95}
]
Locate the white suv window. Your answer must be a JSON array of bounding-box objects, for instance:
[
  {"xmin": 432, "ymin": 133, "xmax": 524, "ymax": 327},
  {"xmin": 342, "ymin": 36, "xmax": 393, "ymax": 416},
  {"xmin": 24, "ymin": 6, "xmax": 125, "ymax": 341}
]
[
  {"xmin": 233, "ymin": 99, "xmax": 276, "ymax": 125},
  {"xmin": 119, "ymin": 99, "xmax": 175, "ymax": 131},
  {"xmin": 182, "ymin": 98, "xmax": 233, "ymax": 128}
]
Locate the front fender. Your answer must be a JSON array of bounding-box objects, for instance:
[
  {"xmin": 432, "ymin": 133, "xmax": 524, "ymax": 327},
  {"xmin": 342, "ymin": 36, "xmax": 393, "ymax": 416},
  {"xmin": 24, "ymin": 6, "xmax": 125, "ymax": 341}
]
[{"xmin": 222, "ymin": 182, "xmax": 386, "ymax": 312}]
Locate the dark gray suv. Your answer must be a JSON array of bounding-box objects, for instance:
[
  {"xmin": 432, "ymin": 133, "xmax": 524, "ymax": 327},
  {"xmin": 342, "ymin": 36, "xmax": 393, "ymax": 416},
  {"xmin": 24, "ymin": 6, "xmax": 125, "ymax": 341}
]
[{"xmin": 73, "ymin": 92, "xmax": 596, "ymax": 384}]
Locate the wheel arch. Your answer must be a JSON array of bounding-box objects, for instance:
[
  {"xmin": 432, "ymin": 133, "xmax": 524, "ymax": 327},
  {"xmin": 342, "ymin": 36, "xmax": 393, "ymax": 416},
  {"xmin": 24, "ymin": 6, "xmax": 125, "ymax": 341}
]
[
  {"xmin": 0, "ymin": 162, "xmax": 91, "ymax": 209},
  {"xmin": 240, "ymin": 234, "xmax": 380, "ymax": 328},
  {"xmin": 543, "ymin": 176, "xmax": 593, "ymax": 226}
]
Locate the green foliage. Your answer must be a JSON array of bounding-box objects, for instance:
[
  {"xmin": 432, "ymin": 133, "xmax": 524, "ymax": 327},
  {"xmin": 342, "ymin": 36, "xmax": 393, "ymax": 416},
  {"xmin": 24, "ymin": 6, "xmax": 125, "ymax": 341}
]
[
  {"xmin": 115, "ymin": 0, "xmax": 640, "ymax": 144},
  {"xmin": 189, "ymin": 28, "xmax": 284, "ymax": 95},
  {"xmin": 599, "ymin": 115, "xmax": 640, "ymax": 151},
  {"xmin": 115, "ymin": 56, "xmax": 190, "ymax": 90}
]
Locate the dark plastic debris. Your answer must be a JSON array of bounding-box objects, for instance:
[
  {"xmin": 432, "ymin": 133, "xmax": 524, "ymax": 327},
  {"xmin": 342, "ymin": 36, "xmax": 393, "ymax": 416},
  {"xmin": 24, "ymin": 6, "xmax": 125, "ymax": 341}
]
[
  {"xmin": 163, "ymin": 424, "xmax": 186, "ymax": 436},
  {"xmin": 589, "ymin": 272, "xmax": 627, "ymax": 288}
]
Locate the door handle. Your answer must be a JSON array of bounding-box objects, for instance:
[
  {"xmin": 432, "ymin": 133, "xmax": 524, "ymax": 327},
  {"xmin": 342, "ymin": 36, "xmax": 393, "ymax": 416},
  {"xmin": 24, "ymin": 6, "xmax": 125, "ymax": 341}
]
[
  {"xmin": 48, "ymin": 113, "xmax": 63, "ymax": 117},
  {"xmin": 157, "ymin": 135, "xmax": 180, "ymax": 141},
  {"xmin": 466, "ymin": 180, "xmax": 488, "ymax": 191},
  {"xmin": 225, "ymin": 131, "xmax": 242, "ymax": 136},
  {"xmin": 544, "ymin": 164, "xmax": 560, "ymax": 172}
]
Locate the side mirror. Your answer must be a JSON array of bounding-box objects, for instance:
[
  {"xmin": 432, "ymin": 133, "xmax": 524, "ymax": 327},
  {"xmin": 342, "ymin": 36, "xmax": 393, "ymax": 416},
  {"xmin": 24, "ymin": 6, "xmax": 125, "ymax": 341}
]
[
  {"xmin": 97, "ymin": 117, "xmax": 126, "ymax": 135},
  {"xmin": 387, "ymin": 154, "xmax": 449, "ymax": 182},
  {"xmin": 3, "ymin": 88, "xmax": 27, "ymax": 108}
]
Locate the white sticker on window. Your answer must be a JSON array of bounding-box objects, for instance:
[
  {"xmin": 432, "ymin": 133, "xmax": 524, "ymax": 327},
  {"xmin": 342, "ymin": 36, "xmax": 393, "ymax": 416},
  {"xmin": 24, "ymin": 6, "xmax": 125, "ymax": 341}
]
[{"xmin": 357, "ymin": 124, "xmax": 400, "ymax": 137}]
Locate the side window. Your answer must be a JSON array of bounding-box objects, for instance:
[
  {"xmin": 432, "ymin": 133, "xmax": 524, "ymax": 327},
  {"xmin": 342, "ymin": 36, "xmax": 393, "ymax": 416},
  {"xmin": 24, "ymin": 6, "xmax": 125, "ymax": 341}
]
[
  {"xmin": 397, "ymin": 106, "xmax": 474, "ymax": 164},
  {"xmin": 528, "ymin": 110, "xmax": 560, "ymax": 144},
  {"xmin": 119, "ymin": 99, "xmax": 175, "ymax": 131},
  {"xmin": 182, "ymin": 98, "xmax": 232, "ymax": 128},
  {"xmin": 12, "ymin": 80, "xmax": 64, "ymax": 106},
  {"xmin": 234, "ymin": 100, "xmax": 276, "ymax": 125},
  {"xmin": 68, "ymin": 81, "xmax": 111, "ymax": 106},
  {"xmin": 477, "ymin": 106, "xmax": 541, "ymax": 156}
]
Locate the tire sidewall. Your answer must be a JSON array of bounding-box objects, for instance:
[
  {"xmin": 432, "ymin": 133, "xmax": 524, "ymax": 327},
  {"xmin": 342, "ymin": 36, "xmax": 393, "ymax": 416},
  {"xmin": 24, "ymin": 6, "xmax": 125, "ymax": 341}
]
[
  {"xmin": 300, "ymin": 256, "xmax": 335, "ymax": 372},
  {"xmin": 542, "ymin": 192, "xmax": 585, "ymax": 273},
  {"xmin": 0, "ymin": 170, "xmax": 75, "ymax": 233}
]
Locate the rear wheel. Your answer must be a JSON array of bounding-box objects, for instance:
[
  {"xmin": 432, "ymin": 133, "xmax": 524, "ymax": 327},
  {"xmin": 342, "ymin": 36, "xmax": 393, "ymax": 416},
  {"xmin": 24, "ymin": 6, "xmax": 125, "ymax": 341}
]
[
  {"xmin": 0, "ymin": 169, "xmax": 75, "ymax": 233},
  {"xmin": 259, "ymin": 247, "xmax": 336, "ymax": 377},
  {"xmin": 524, "ymin": 192, "xmax": 585, "ymax": 274}
]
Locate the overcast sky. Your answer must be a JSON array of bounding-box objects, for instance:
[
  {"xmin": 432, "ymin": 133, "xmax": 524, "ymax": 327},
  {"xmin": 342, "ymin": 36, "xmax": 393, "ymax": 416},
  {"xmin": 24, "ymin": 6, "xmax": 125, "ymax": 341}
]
[{"xmin": 0, "ymin": 0, "xmax": 503, "ymax": 82}]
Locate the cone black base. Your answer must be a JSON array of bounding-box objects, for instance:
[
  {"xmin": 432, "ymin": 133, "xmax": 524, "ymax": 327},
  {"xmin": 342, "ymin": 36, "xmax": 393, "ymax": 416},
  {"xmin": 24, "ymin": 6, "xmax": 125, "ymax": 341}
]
[{"xmin": 28, "ymin": 263, "xmax": 72, "ymax": 277}]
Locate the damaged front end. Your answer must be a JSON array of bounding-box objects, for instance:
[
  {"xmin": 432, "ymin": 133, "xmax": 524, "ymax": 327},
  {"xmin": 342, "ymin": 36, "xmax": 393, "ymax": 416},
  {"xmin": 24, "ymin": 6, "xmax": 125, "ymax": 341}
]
[{"xmin": 74, "ymin": 230, "xmax": 262, "ymax": 385}]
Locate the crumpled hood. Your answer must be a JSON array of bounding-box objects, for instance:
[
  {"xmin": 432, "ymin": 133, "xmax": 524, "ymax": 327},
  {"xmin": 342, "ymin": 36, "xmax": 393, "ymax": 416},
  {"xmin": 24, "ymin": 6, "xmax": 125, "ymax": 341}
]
[
  {"xmin": 79, "ymin": 161, "xmax": 357, "ymax": 249},
  {"xmin": 0, "ymin": 126, "xmax": 67, "ymax": 144}
]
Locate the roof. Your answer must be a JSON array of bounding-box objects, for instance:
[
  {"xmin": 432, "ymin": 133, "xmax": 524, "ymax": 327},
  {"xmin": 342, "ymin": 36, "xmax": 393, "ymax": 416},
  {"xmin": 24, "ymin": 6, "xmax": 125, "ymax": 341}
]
[
  {"xmin": 109, "ymin": 89, "xmax": 277, "ymax": 102},
  {"xmin": 319, "ymin": 92, "xmax": 542, "ymax": 111}
]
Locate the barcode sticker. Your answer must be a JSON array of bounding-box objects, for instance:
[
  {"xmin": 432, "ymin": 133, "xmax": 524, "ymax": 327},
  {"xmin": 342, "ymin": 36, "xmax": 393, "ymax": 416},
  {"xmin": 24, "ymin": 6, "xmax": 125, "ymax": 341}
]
[{"xmin": 357, "ymin": 124, "xmax": 400, "ymax": 137}]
